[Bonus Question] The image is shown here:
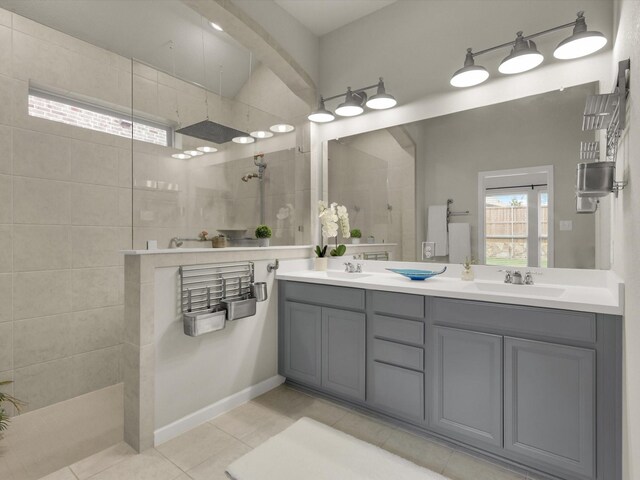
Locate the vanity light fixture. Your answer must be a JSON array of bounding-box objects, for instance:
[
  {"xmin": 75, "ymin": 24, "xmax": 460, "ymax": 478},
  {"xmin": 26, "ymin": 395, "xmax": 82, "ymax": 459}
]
[
  {"xmin": 335, "ymin": 88, "xmax": 365, "ymax": 117},
  {"xmin": 270, "ymin": 123, "xmax": 295, "ymax": 133},
  {"xmin": 197, "ymin": 146, "xmax": 218, "ymax": 153},
  {"xmin": 498, "ymin": 32, "xmax": 544, "ymax": 74},
  {"xmin": 554, "ymin": 11, "xmax": 607, "ymax": 59},
  {"xmin": 308, "ymin": 78, "xmax": 397, "ymax": 123},
  {"xmin": 450, "ymin": 11, "xmax": 607, "ymax": 88},
  {"xmin": 366, "ymin": 78, "xmax": 398, "ymax": 109},
  {"xmin": 172, "ymin": 153, "xmax": 191, "ymax": 159},
  {"xmin": 250, "ymin": 130, "xmax": 274, "ymax": 139},
  {"xmin": 308, "ymin": 97, "xmax": 336, "ymax": 123},
  {"xmin": 450, "ymin": 49, "xmax": 490, "ymax": 87}
]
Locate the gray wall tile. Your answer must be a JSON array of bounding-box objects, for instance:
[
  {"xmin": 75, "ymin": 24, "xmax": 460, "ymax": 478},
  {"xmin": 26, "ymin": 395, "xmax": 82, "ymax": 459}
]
[
  {"xmin": 13, "ymin": 176, "xmax": 71, "ymax": 225},
  {"xmin": 13, "ymin": 225, "xmax": 72, "ymax": 272},
  {"xmin": 13, "ymin": 313, "xmax": 75, "ymax": 368},
  {"xmin": 13, "ymin": 270, "xmax": 72, "ymax": 320}
]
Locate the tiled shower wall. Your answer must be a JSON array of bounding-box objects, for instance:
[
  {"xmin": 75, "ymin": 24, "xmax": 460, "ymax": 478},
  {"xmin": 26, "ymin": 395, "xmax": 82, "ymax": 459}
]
[
  {"xmin": 0, "ymin": 10, "xmax": 132, "ymax": 412},
  {"xmin": 131, "ymin": 60, "xmax": 310, "ymax": 250},
  {"xmin": 0, "ymin": 9, "xmax": 311, "ymax": 413}
]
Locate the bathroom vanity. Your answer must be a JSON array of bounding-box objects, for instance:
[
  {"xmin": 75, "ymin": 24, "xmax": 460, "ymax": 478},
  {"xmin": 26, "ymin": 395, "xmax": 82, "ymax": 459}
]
[{"xmin": 277, "ymin": 267, "xmax": 623, "ymax": 480}]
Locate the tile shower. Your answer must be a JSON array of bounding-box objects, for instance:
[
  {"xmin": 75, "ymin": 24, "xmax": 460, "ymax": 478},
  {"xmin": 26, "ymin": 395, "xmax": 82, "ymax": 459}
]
[{"xmin": 0, "ymin": 6, "xmax": 309, "ymax": 428}]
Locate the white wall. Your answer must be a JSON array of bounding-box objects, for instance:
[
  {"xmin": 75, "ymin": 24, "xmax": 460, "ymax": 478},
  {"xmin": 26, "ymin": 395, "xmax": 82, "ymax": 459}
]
[
  {"xmin": 230, "ymin": 0, "xmax": 320, "ymax": 86},
  {"xmin": 610, "ymin": 1, "xmax": 640, "ymax": 478},
  {"xmin": 154, "ymin": 259, "xmax": 279, "ymax": 432}
]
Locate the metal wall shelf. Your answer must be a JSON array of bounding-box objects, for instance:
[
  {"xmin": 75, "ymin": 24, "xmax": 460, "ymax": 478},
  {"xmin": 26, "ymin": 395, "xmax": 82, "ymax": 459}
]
[{"xmin": 179, "ymin": 261, "xmax": 254, "ymax": 314}]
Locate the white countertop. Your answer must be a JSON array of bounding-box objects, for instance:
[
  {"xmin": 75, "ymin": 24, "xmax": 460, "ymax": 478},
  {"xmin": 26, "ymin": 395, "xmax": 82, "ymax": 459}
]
[
  {"xmin": 276, "ymin": 259, "xmax": 624, "ymax": 315},
  {"xmin": 122, "ymin": 245, "xmax": 313, "ymax": 255}
]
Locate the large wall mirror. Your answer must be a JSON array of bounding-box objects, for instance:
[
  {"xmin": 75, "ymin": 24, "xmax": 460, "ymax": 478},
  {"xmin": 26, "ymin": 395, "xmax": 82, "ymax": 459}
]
[{"xmin": 327, "ymin": 82, "xmax": 607, "ymax": 269}]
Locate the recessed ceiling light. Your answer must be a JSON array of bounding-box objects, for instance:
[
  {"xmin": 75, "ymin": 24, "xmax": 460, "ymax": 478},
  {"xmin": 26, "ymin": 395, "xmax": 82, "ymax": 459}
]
[
  {"xmin": 209, "ymin": 21, "xmax": 223, "ymax": 32},
  {"xmin": 250, "ymin": 130, "xmax": 274, "ymax": 139},
  {"xmin": 184, "ymin": 150, "xmax": 203, "ymax": 156},
  {"xmin": 270, "ymin": 124, "xmax": 295, "ymax": 133},
  {"xmin": 171, "ymin": 153, "xmax": 191, "ymax": 160},
  {"xmin": 197, "ymin": 146, "xmax": 218, "ymax": 153},
  {"xmin": 232, "ymin": 136, "xmax": 255, "ymax": 144}
]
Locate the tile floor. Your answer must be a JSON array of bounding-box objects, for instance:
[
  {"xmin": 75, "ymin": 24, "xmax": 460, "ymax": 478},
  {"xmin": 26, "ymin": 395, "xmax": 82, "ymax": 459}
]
[{"xmin": 37, "ymin": 384, "xmax": 544, "ymax": 480}]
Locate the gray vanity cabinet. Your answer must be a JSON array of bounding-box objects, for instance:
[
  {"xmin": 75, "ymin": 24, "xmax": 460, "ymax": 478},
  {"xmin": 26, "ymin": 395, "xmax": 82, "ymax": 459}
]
[
  {"xmin": 504, "ymin": 337, "xmax": 595, "ymax": 479},
  {"xmin": 280, "ymin": 282, "xmax": 367, "ymax": 401},
  {"xmin": 367, "ymin": 291, "xmax": 426, "ymax": 423},
  {"xmin": 430, "ymin": 326, "xmax": 503, "ymax": 448},
  {"xmin": 282, "ymin": 301, "xmax": 322, "ymax": 386},
  {"xmin": 321, "ymin": 308, "xmax": 366, "ymax": 400},
  {"xmin": 279, "ymin": 281, "xmax": 621, "ymax": 480}
]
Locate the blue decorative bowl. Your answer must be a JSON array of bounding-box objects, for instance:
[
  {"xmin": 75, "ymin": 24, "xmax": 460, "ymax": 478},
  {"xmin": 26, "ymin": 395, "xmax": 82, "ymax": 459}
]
[{"xmin": 386, "ymin": 267, "xmax": 447, "ymax": 281}]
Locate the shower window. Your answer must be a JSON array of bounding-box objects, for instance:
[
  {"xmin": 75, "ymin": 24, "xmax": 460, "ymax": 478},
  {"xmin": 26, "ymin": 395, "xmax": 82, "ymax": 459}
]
[{"xmin": 28, "ymin": 88, "xmax": 171, "ymax": 146}]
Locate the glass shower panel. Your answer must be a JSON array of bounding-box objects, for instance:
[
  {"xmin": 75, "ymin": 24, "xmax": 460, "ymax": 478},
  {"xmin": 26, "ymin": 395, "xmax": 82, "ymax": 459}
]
[{"xmin": 131, "ymin": 16, "xmax": 309, "ymax": 249}]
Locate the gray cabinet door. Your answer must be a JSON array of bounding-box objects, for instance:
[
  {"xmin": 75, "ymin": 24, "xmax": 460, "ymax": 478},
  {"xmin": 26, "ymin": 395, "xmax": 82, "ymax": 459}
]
[
  {"xmin": 369, "ymin": 361, "xmax": 424, "ymax": 423},
  {"xmin": 283, "ymin": 301, "xmax": 322, "ymax": 386},
  {"xmin": 321, "ymin": 308, "xmax": 366, "ymax": 401},
  {"xmin": 431, "ymin": 326, "xmax": 503, "ymax": 448},
  {"xmin": 504, "ymin": 337, "xmax": 595, "ymax": 479}
]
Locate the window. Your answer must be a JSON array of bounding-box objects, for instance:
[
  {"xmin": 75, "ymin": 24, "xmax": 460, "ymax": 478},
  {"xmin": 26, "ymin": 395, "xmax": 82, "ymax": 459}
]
[
  {"xmin": 28, "ymin": 89, "xmax": 171, "ymax": 147},
  {"xmin": 478, "ymin": 166, "xmax": 554, "ymax": 268}
]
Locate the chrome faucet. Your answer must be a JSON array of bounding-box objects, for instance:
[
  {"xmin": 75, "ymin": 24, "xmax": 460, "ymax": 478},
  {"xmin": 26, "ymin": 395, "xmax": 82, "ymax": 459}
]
[
  {"xmin": 343, "ymin": 262, "xmax": 363, "ymax": 273},
  {"xmin": 511, "ymin": 271, "xmax": 523, "ymax": 285},
  {"xmin": 500, "ymin": 269, "xmax": 512, "ymax": 283},
  {"xmin": 500, "ymin": 269, "xmax": 539, "ymax": 285}
]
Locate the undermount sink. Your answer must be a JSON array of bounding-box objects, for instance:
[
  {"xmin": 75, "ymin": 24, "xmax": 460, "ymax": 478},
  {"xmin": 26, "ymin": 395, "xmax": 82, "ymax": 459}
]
[
  {"xmin": 313, "ymin": 271, "xmax": 373, "ymax": 280},
  {"xmin": 465, "ymin": 281, "xmax": 565, "ymax": 298}
]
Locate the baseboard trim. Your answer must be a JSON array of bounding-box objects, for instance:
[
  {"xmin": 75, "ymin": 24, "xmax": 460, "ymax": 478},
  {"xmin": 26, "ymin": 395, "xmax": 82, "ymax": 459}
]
[{"xmin": 154, "ymin": 375, "xmax": 285, "ymax": 445}]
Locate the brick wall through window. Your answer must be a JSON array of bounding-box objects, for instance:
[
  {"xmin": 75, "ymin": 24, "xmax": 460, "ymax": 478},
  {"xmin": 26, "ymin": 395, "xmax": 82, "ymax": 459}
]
[{"xmin": 28, "ymin": 94, "xmax": 169, "ymax": 146}]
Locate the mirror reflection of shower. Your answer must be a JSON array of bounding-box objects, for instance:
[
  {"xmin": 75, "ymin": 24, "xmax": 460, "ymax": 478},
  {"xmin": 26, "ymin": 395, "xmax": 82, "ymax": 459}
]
[{"xmin": 241, "ymin": 153, "xmax": 267, "ymax": 224}]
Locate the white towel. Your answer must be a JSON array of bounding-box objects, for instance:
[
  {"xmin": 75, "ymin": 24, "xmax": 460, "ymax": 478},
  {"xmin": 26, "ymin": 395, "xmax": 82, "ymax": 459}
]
[
  {"xmin": 448, "ymin": 223, "xmax": 471, "ymax": 264},
  {"xmin": 427, "ymin": 205, "xmax": 448, "ymax": 256}
]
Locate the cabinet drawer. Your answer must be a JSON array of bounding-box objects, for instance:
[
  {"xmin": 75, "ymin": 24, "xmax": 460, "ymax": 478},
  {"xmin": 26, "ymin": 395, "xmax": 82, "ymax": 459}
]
[
  {"xmin": 285, "ymin": 282, "xmax": 365, "ymax": 311},
  {"xmin": 372, "ymin": 314, "xmax": 424, "ymax": 345},
  {"xmin": 371, "ymin": 338, "xmax": 424, "ymax": 371},
  {"xmin": 371, "ymin": 291, "xmax": 424, "ymax": 318},
  {"xmin": 432, "ymin": 298, "xmax": 596, "ymax": 343},
  {"xmin": 370, "ymin": 361, "xmax": 424, "ymax": 422}
]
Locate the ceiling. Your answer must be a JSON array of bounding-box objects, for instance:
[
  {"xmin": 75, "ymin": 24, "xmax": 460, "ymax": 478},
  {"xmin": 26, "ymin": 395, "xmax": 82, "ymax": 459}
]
[
  {"xmin": 275, "ymin": 0, "xmax": 398, "ymax": 36},
  {"xmin": 0, "ymin": 0, "xmax": 257, "ymax": 98}
]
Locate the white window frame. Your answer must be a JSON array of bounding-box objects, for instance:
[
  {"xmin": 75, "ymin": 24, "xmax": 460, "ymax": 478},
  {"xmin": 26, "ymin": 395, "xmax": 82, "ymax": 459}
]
[{"xmin": 478, "ymin": 166, "xmax": 554, "ymax": 268}]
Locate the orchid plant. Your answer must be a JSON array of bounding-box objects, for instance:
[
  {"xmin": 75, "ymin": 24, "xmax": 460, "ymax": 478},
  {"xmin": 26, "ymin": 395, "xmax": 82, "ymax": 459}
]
[{"xmin": 317, "ymin": 201, "xmax": 351, "ymax": 257}]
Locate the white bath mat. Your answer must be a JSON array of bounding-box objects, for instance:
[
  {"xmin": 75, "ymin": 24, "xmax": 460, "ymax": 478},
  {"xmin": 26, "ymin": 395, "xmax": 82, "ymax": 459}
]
[{"xmin": 226, "ymin": 417, "xmax": 450, "ymax": 480}]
